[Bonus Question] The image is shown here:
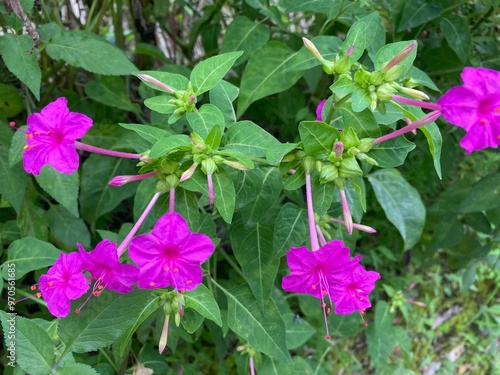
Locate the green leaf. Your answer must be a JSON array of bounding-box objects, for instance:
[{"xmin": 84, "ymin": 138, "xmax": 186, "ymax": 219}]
[
  {"xmin": 225, "ymin": 120, "xmax": 280, "ymax": 157},
  {"xmin": 266, "ymin": 143, "xmax": 298, "ymax": 165},
  {"xmin": 144, "ymin": 95, "xmax": 177, "ymax": 115},
  {"xmin": 191, "ymin": 51, "xmax": 243, "ymax": 95},
  {"xmin": 55, "ymin": 363, "xmax": 99, "ymax": 375},
  {"xmin": 230, "ymin": 168, "xmax": 261, "ymax": 209},
  {"xmin": 397, "ymin": 0, "xmax": 441, "ymax": 32},
  {"xmin": 281, "ymin": 0, "xmax": 339, "ymax": 15},
  {"xmin": 47, "ymin": 205, "xmax": 91, "ymax": 250},
  {"xmin": 213, "ymin": 169, "xmax": 236, "ymax": 224},
  {"xmin": 272, "ymin": 203, "xmax": 308, "ymax": 258},
  {"xmin": 237, "ymin": 41, "xmax": 305, "ymax": 117},
  {"xmin": 206, "ymin": 125, "xmax": 223, "ymax": 149},
  {"xmin": 368, "ymin": 137, "xmax": 415, "ymax": 168},
  {"xmin": 350, "ymin": 177, "xmax": 367, "ymax": 212},
  {"xmin": 17, "ymin": 200, "xmax": 49, "ymax": 240},
  {"xmin": 0, "ymin": 84, "xmax": 24, "ymax": 119},
  {"xmin": 80, "ymin": 155, "xmax": 138, "ymax": 224},
  {"xmin": 284, "ymin": 167, "xmax": 305, "ymax": 190},
  {"xmin": 218, "ymin": 149, "xmax": 255, "ymax": 169},
  {"xmin": 460, "ymin": 172, "xmax": 500, "ymax": 213},
  {"xmin": 408, "ymin": 67, "xmax": 439, "ymax": 92},
  {"xmin": 0, "ymin": 129, "xmax": 27, "ymax": 214},
  {"xmin": 339, "ymin": 104, "xmax": 381, "ymax": 141},
  {"xmin": 186, "ymin": 104, "xmax": 225, "ymax": 139},
  {"xmin": 365, "ymin": 301, "xmax": 398, "ymax": 370},
  {"xmin": 283, "ymin": 313, "xmax": 316, "ymax": 349},
  {"xmin": 0, "ymin": 311, "xmax": 55, "ymax": 375},
  {"xmin": 260, "ymin": 357, "xmax": 293, "ymax": 375},
  {"xmin": 119, "ymin": 296, "xmax": 162, "ymax": 355},
  {"xmin": 368, "ymin": 169, "xmax": 425, "ymax": 249},
  {"xmin": 298, "ymin": 121, "xmax": 340, "ymax": 158},
  {"xmin": 118, "ymin": 123, "xmax": 170, "ymax": 144},
  {"xmin": 330, "ymin": 76, "xmax": 357, "ymax": 96},
  {"xmin": 9, "ymin": 125, "xmax": 27, "ymax": 167},
  {"xmin": 84, "ymin": 77, "xmax": 140, "ymax": 112},
  {"xmin": 1, "ymin": 237, "xmax": 60, "ymax": 279},
  {"xmin": 375, "ymin": 41, "xmax": 417, "ymax": 77},
  {"xmin": 351, "ymin": 88, "xmax": 371, "ymax": 112},
  {"xmin": 181, "ymin": 308, "xmax": 204, "ymax": 334},
  {"xmin": 439, "ymin": 15, "xmax": 472, "ymax": 63},
  {"xmin": 311, "ymin": 173, "xmax": 335, "ymax": 215},
  {"xmin": 36, "ymin": 165, "xmax": 79, "ymax": 217},
  {"xmin": 209, "ymin": 80, "xmax": 239, "ymax": 126},
  {"xmin": 222, "ymin": 283, "xmax": 290, "ymax": 362},
  {"xmin": 220, "ymin": 16, "xmax": 270, "ymax": 66},
  {"xmin": 420, "ymin": 122, "xmax": 442, "ymax": 179},
  {"xmin": 46, "ymin": 31, "xmax": 136, "ymax": 75},
  {"xmin": 184, "ymin": 284, "xmax": 222, "ymax": 326},
  {"xmin": 361, "ymin": 12, "xmax": 386, "ymax": 61},
  {"xmin": 148, "ymin": 134, "xmax": 190, "ymax": 158},
  {"xmin": 58, "ymin": 290, "xmax": 152, "ymax": 353},
  {"xmin": 341, "ymin": 21, "xmax": 366, "ymax": 63},
  {"xmin": 0, "ymin": 34, "xmax": 41, "ymax": 100},
  {"xmin": 231, "ymin": 223, "xmax": 278, "ymax": 304},
  {"xmin": 241, "ymin": 167, "xmax": 282, "ymax": 226}
]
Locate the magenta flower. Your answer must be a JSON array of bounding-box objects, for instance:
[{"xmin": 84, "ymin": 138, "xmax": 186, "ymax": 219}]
[
  {"xmin": 438, "ymin": 67, "xmax": 500, "ymax": 153},
  {"xmin": 316, "ymin": 99, "xmax": 327, "ymax": 122},
  {"xmin": 23, "ymin": 97, "xmax": 93, "ymax": 175},
  {"xmin": 330, "ymin": 264, "xmax": 380, "ymax": 315},
  {"xmin": 129, "ymin": 212, "xmax": 215, "ymax": 291},
  {"xmin": 38, "ymin": 252, "xmax": 89, "ymax": 318},
  {"xmin": 77, "ymin": 240, "xmax": 139, "ymax": 294}
]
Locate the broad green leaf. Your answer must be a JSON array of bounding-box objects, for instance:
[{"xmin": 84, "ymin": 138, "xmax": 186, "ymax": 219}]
[
  {"xmin": 206, "ymin": 124, "xmax": 223, "ymax": 149},
  {"xmin": 1, "ymin": 237, "xmax": 60, "ymax": 279},
  {"xmin": 0, "ymin": 127, "xmax": 27, "ymax": 214},
  {"xmin": 17, "ymin": 200, "xmax": 48, "ymax": 240},
  {"xmin": 283, "ymin": 313, "xmax": 316, "ymax": 349},
  {"xmin": 213, "ymin": 169, "xmax": 236, "ymax": 224},
  {"xmin": 460, "ymin": 172, "xmax": 500, "ymax": 212},
  {"xmin": 80, "ymin": 154, "xmax": 138, "ymax": 224},
  {"xmin": 368, "ymin": 137, "xmax": 415, "ymax": 168},
  {"xmin": 225, "ymin": 120, "xmax": 280, "ymax": 157},
  {"xmin": 9, "ymin": 125, "xmax": 27, "ymax": 167},
  {"xmin": 229, "ymin": 168, "xmax": 261, "ymax": 209},
  {"xmin": 134, "ymin": 70, "xmax": 189, "ymax": 92},
  {"xmin": 368, "ymin": 169, "xmax": 425, "ymax": 249},
  {"xmin": 298, "ymin": 121, "xmax": 340, "ymax": 159},
  {"xmin": 330, "ymin": 76, "xmax": 357, "ymax": 96},
  {"xmin": 148, "ymin": 134, "xmax": 190, "ymax": 158},
  {"xmin": 420, "ymin": 122, "xmax": 442, "ymax": 179},
  {"xmin": 284, "ymin": 167, "xmax": 305, "ymax": 190},
  {"xmin": 350, "ymin": 177, "xmax": 367, "ymax": 212},
  {"xmin": 339, "ymin": 105, "xmax": 381, "ymax": 139},
  {"xmin": 55, "ymin": 363, "xmax": 99, "ymax": 375},
  {"xmin": 46, "ymin": 31, "xmax": 136, "ymax": 75},
  {"xmin": 366, "ymin": 301, "xmax": 398, "ymax": 370},
  {"xmin": 184, "ymin": 284, "xmax": 222, "ymax": 326},
  {"xmin": 408, "ymin": 66, "xmax": 439, "ymax": 91},
  {"xmin": 260, "ymin": 356, "xmax": 293, "ymax": 375},
  {"xmin": 341, "ymin": 21, "xmax": 366, "ymax": 63},
  {"xmin": 191, "ymin": 51, "xmax": 243, "ymax": 95},
  {"xmin": 273, "ymin": 203, "xmax": 308, "ymax": 258},
  {"xmin": 144, "ymin": 95, "xmax": 177, "ymax": 115},
  {"xmin": 217, "ymin": 149, "xmax": 255, "ymax": 169},
  {"xmin": 0, "ymin": 311, "xmax": 55, "ymax": 375},
  {"xmin": 361, "ymin": 12, "xmax": 386, "ymax": 61},
  {"xmin": 440, "ymin": 15, "xmax": 472, "ymax": 63},
  {"xmin": 58, "ymin": 290, "xmax": 152, "ymax": 353},
  {"xmin": 351, "ymin": 88, "xmax": 371, "ymax": 113},
  {"xmin": 181, "ymin": 308, "xmax": 204, "ymax": 334},
  {"xmin": 237, "ymin": 41, "xmax": 304, "ymax": 117},
  {"xmin": 311, "ymin": 173, "xmax": 335, "ymax": 215},
  {"xmin": 0, "ymin": 84, "xmax": 24, "ymax": 119},
  {"xmin": 397, "ymin": 0, "xmax": 441, "ymax": 32},
  {"xmin": 47, "ymin": 205, "xmax": 91, "ymax": 250},
  {"xmin": 36, "ymin": 165, "xmax": 79, "ymax": 217},
  {"xmin": 220, "ymin": 17, "xmax": 270, "ymax": 66},
  {"xmin": 186, "ymin": 104, "xmax": 225, "ymax": 139},
  {"xmin": 0, "ymin": 34, "xmax": 41, "ymax": 100},
  {"xmin": 222, "ymin": 283, "xmax": 290, "ymax": 362},
  {"xmin": 84, "ymin": 77, "xmax": 140, "ymax": 112},
  {"xmin": 118, "ymin": 123, "xmax": 170, "ymax": 144},
  {"xmin": 374, "ymin": 41, "xmax": 417, "ymax": 78},
  {"xmin": 119, "ymin": 296, "xmax": 162, "ymax": 355},
  {"xmin": 231, "ymin": 223, "xmax": 278, "ymax": 304},
  {"xmin": 241, "ymin": 167, "xmax": 282, "ymax": 226},
  {"xmin": 37, "ymin": 22, "xmax": 62, "ymax": 43},
  {"xmin": 209, "ymin": 80, "xmax": 239, "ymax": 126},
  {"xmin": 281, "ymin": 0, "xmax": 339, "ymax": 15},
  {"xmin": 266, "ymin": 143, "xmax": 298, "ymax": 165}
]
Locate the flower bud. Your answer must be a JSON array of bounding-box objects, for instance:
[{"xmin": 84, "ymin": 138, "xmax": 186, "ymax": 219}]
[
  {"xmin": 369, "ymin": 71, "xmax": 384, "ymax": 86},
  {"xmin": 223, "ymin": 160, "xmax": 250, "ymax": 171},
  {"xmin": 340, "ymin": 126, "xmax": 360, "ymax": 150},
  {"xmin": 302, "ymin": 156, "xmax": 316, "ymax": 174},
  {"xmin": 201, "ymin": 158, "xmax": 218, "ymax": 176},
  {"xmin": 383, "ymin": 64, "xmax": 405, "ymax": 82},
  {"xmin": 339, "ymin": 157, "xmax": 363, "ymax": 178},
  {"xmin": 180, "ymin": 163, "xmax": 199, "ymax": 182},
  {"xmin": 138, "ymin": 74, "xmax": 174, "ymax": 93},
  {"xmin": 319, "ymin": 164, "xmax": 339, "ymax": 183},
  {"xmin": 358, "ymin": 138, "xmax": 374, "ymax": 153},
  {"xmin": 302, "ymin": 37, "xmax": 324, "ymax": 62},
  {"xmin": 333, "ymin": 55, "xmax": 351, "ymax": 75},
  {"xmin": 377, "ymin": 83, "xmax": 397, "ymax": 101},
  {"xmin": 399, "ymin": 87, "xmax": 430, "ymax": 101},
  {"xmin": 382, "ymin": 42, "xmax": 416, "ymax": 73},
  {"xmin": 356, "ymin": 152, "xmax": 378, "ymax": 166},
  {"xmin": 190, "ymin": 133, "xmax": 206, "ymax": 151},
  {"xmin": 354, "ymin": 68, "xmax": 370, "ymax": 87},
  {"xmin": 334, "ymin": 141, "xmax": 344, "ymax": 158}
]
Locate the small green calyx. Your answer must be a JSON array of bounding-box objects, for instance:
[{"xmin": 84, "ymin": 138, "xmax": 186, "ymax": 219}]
[
  {"xmin": 339, "ymin": 157, "xmax": 363, "ymax": 179},
  {"xmin": 302, "ymin": 156, "xmax": 316, "ymax": 174},
  {"xmin": 320, "ymin": 164, "xmax": 339, "ymax": 183},
  {"xmin": 340, "ymin": 126, "xmax": 360, "ymax": 150},
  {"xmin": 201, "ymin": 158, "xmax": 218, "ymax": 175}
]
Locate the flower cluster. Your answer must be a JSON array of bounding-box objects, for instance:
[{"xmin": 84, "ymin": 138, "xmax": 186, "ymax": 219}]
[{"xmin": 37, "ymin": 212, "xmax": 214, "ymax": 318}]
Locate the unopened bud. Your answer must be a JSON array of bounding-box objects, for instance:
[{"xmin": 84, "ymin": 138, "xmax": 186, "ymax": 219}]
[
  {"xmin": 382, "ymin": 42, "xmax": 416, "ymax": 73},
  {"xmin": 302, "ymin": 37, "xmax": 324, "ymax": 62},
  {"xmin": 356, "ymin": 152, "xmax": 378, "ymax": 166},
  {"xmin": 334, "ymin": 141, "xmax": 344, "ymax": 158},
  {"xmin": 369, "ymin": 71, "xmax": 384, "ymax": 86},
  {"xmin": 377, "ymin": 83, "xmax": 397, "ymax": 101},
  {"xmin": 333, "ymin": 55, "xmax": 350, "ymax": 75},
  {"xmin": 399, "ymin": 87, "xmax": 430, "ymax": 101},
  {"xmin": 190, "ymin": 133, "xmax": 206, "ymax": 151},
  {"xmin": 201, "ymin": 158, "xmax": 217, "ymax": 175},
  {"xmin": 302, "ymin": 156, "xmax": 316, "ymax": 174},
  {"xmin": 383, "ymin": 64, "xmax": 405, "ymax": 82},
  {"xmin": 223, "ymin": 160, "xmax": 250, "ymax": 171},
  {"xmin": 138, "ymin": 74, "xmax": 174, "ymax": 93},
  {"xmin": 174, "ymin": 311, "xmax": 181, "ymax": 327},
  {"xmin": 320, "ymin": 164, "xmax": 339, "ymax": 183},
  {"xmin": 340, "ymin": 127, "xmax": 360, "ymax": 150},
  {"xmin": 358, "ymin": 138, "xmax": 374, "ymax": 153},
  {"xmin": 354, "ymin": 68, "xmax": 370, "ymax": 87},
  {"xmin": 180, "ymin": 163, "xmax": 199, "ymax": 182},
  {"xmin": 339, "ymin": 157, "xmax": 363, "ymax": 178},
  {"xmin": 346, "ymin": 45, "xmax": 355, "ymax": 57}
]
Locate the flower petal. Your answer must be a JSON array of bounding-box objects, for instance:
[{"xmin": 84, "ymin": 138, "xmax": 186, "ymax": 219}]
[{"xmin": 438, "ymin": 86, "xmax": 479, "ymax": 130}]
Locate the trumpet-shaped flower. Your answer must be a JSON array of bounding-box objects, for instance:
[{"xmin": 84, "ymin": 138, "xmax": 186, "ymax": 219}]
[
  {"xmin": 77, "ymin": 240, "xmax": 139, "ymax": 294},
  {"xmin": 23, "ymin": 97, "xmax": 93, "ymax": 175},
  {"xmin": 438, "ymin": 67, "xmax": 500, "ymax": 153},
  {"xmin": 129, "ymin": 212, "xmax": 215, "ymax": 291},
  {"xmin": 38, "ymin": 252, "xmax": 89, "ymax": 318}
]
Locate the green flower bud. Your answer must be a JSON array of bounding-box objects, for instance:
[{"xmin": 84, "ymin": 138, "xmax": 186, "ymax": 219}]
[
  {"xmin": 320, "ymin": 164, "xmax": 339, "ymax": 183},
  {"xmin": 339, "ymin": 157, "xmax": 363, "ymax": 178},
  {"xmin": 376, "ymin": 83, "xmax": 397, "ymax": 101},
  {"xmin": 201, "ymin": 158, "xmax": 218, "ymax": 175},
  {"xmin": 399, "ymin": 87, "xmax": 430, "ymax": 100},
  {"xmin": 164, "ymin": 174, "xmax": 180, "ymax": 189},
  {"xmin": 302, "ymin": 156, "xmax": 316, "ymax": 174},
  {"xmin": 340, "ymin": 126, "xmax": 360, "ymax": 150},
  {"xmin": 356, "ymin": 152, "xmax": 378, "ymax": 166},
  {"xmin": 369, "ymin": 70, "xmax": 384, "ymax": 86},
  {"xmin": 160, "ymin": 159, "xmax": 179, "ymax": 175},
  {"xmin": 175, "ymin": 311, "xmax": 181, "ymax": 327},
  {"xmin": 358, "ymin": 138, "xmax": 374, "ymax": 153},
  {"xmin": 333, "ymin": 55, "xmax": 350, "ymax": 75},
  {"xmin": 190, "ymin": 132, "xmax": 206, "ymax": 151},
  {"xmin": 383, "ymin": 64, "xmax": 405, "ymax": 82},
  {"xmin": 354, "ymin": 68, "xmax": 371, "ymax": 87},
  {"xmin": 370, "ymin": 92, "xmax": 378, "ymax": 111}
]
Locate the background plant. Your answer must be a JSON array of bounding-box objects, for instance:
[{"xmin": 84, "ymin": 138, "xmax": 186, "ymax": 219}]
[{"xmin": 1, "ymin": 0, "xmax": 499, "ymax": 374}]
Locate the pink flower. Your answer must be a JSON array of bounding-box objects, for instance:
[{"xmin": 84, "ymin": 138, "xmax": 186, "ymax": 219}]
[
  {"xmin": 330, "ymin": 264, "xmax": 380, "ymax": 315},
  {"xmin": 438, "ymin": 67, "xmax": 500, "ymax": 153},
  {"xmin": 23, "ymin": 97, "xmax": 93, "ymax": 175},
  {"xmin": 316, "ymin": 99, "xmax": 327, "ymax": 122},
  {"xmin": 129, "ymin": 212, "xmax": 215, "ymax": 291},
  {"xmin": 38, "ymin": 252, "xmax": 89, "ymax": 318},
  {"xmin": 77, "ymin": 240, "xmax": 139, "ymax": 294}
]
